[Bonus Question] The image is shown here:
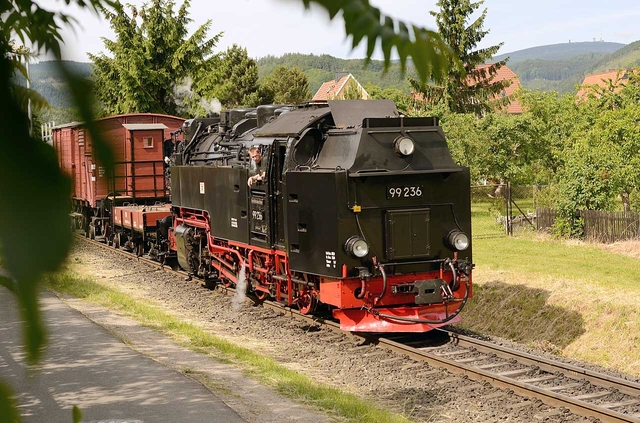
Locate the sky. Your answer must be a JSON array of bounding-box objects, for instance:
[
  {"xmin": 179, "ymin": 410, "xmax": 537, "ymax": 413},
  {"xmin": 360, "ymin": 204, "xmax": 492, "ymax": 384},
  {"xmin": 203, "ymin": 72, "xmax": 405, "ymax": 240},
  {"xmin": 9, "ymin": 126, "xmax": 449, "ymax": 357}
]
[{"xmin": 34, "ymin": 0, "xmax": 640, "ymax": 62}]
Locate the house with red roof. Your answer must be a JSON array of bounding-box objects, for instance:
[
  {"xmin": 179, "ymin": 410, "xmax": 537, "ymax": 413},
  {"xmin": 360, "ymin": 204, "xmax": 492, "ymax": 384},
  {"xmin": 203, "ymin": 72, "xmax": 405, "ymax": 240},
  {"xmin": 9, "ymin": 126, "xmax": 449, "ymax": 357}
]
[
  {"xmin": 472, "ymin": 64, "xmax": 522, "ymax": 114},
  {"xmin": 576, "ymin": 69, "xmax": 629, "ymax": 101},
  {"xmin": 312, "ymin": 72, "xmax": 370, "ymax": 101}
]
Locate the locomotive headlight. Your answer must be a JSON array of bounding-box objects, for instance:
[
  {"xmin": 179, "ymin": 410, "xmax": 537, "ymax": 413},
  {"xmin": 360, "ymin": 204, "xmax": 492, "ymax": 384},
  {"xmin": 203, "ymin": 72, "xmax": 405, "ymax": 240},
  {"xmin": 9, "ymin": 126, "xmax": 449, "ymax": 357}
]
[
  {"xmin": 446, "ymin": 230, "xmax": 470, "ymax": 251},
  {"xmin": 394, "ymin": 136, "xmax": 415, "ymax": 157},
  {"xmin": 345, "ymin": 236, "xmax": 370, "ymax": 258}
]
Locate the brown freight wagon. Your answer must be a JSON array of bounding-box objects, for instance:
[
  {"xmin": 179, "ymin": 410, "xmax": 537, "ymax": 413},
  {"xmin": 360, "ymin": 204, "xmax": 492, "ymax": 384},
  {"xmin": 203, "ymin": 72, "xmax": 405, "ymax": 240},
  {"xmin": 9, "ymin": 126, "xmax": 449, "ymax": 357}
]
[{"xmin": 52, "ymin": 113, "xmax": 184, "ymax": 238}]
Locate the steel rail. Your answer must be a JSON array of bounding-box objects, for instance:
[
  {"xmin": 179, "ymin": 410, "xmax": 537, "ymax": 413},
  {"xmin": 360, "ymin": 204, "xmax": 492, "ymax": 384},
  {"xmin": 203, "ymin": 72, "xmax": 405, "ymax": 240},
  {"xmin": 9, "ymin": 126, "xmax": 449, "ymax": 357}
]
[
  {"xmin": 76, "ymin": 235, "xmax": 640, "ymax": 422},
  {"xmin": 443, "ymin": 330, "xmax": 640, "ymax": 397},
  {"xmin": 374, "ymin": 334, "xmax": 640, "ymax": 423}
]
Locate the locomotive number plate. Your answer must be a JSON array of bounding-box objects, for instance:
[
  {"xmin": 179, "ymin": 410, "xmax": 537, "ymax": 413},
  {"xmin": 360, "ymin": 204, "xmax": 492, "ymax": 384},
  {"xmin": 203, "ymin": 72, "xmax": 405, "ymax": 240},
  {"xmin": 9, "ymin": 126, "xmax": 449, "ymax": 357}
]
[{"xmin": 386, "ymin": 185, "xmax": 423, "ymax": 199}]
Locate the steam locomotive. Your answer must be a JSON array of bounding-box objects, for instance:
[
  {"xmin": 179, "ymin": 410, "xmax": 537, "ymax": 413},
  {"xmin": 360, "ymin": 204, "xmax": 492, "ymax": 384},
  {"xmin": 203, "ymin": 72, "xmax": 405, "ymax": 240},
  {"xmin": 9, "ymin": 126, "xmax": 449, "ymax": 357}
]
[{"xmin": 158, "ymin": 100, "xmax": 473, "ymax": 332}]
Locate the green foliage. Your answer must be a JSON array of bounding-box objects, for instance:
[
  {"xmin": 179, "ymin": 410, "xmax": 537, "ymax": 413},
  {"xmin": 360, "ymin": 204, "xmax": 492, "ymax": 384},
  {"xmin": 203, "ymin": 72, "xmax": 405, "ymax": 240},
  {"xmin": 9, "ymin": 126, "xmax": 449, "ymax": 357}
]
[
  {"xmin": 90, "ymin": 0, "xmax": 221, "ymax": 116},
  {"xmin": 194, "ymin": 44, "xmax": 261, "ymax": 109},
  {"xmin": 410, "ymin": 0, "xmax": 508, "ymax": 115},
  {"xmin": 341, "ymin": 78, "xmax": 363, "ymax": 100},
  {"xmin": 259, "ymin": 66, "xmax": 311, "ymax": 105},
  {"xmin": 0, "ymin": 382, "xmax": 20, "ymax": 423},
  {"xmin": 364, "ymin": 83, "xmax": 417, "ymax": 115},
  {"xmin": 1, "ymin": 0, "xmax": 119, "ymax": 417},
  {"xmin": 72, "ymin": 405, "xmax": 83, "ymax": 423}
]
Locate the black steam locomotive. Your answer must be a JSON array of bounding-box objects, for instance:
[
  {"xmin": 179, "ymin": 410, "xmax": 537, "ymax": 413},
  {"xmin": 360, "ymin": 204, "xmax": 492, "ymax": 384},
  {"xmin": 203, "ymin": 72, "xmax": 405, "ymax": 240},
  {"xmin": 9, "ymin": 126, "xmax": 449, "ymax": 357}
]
[{"xmin": 166, "ymin": 100, "xmax": 473, "ymax": 332}]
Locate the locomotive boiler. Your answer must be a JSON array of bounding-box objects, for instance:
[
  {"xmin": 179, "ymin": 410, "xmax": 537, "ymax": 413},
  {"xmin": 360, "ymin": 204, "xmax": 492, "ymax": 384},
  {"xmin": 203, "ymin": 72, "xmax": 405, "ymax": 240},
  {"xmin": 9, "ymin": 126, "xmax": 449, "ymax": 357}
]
[{"xmin": 167, "ymin": 100, "xmax": 473, "ymax": 332}]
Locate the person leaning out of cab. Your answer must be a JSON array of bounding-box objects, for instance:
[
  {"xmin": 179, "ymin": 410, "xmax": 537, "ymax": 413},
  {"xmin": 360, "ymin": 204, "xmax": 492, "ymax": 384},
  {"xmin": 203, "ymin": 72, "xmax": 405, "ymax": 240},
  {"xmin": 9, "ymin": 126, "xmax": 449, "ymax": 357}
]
[{"xmin": 248, "ymin": 146, "xmax": 266, "ymax": 187}]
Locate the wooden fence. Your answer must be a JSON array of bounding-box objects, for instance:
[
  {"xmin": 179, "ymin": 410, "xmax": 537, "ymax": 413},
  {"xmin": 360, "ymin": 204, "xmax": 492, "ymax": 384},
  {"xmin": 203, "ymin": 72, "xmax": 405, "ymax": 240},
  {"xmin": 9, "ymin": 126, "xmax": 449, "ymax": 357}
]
[
  {"xmin": 536, "ymin": 208, "xmax": 640, "ymax": 243},
  {"xmin": 536, "ymin": 208, "xmax": 557, "ymax": 232},
  {"xmin": 580, "ymin": 210, "xmax": 640, "ymax": 243}
]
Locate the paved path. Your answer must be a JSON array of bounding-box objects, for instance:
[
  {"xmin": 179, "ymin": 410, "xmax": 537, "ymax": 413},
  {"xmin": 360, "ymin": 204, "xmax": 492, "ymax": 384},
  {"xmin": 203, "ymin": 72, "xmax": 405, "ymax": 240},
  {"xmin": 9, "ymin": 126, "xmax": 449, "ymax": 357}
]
[{"xmin": 0, "ymin": 288, "xmax": 245, "ymax": 423}]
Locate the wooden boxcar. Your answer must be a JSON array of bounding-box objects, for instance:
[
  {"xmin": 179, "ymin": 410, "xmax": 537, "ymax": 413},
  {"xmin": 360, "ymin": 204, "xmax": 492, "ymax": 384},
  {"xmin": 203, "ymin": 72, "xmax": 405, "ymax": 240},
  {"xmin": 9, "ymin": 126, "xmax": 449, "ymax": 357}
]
[{"xmin": 52, "ymin": 113, "xmax": 184, "ymax": 237}]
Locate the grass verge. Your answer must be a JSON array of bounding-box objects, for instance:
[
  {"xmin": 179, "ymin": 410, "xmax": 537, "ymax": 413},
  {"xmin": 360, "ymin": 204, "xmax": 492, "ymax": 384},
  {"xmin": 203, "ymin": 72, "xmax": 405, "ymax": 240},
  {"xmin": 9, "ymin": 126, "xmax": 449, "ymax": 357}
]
[
  {"xmin": 474, "ymin": 235, "xmax": 640, "ymax": 290},
  {"xmin": 459, "ymin": 235, "xmax": 640, "ymax": 375},
  {"xmin": 46, "ymin": 271, "xmax": 412, "ymax": 423}
]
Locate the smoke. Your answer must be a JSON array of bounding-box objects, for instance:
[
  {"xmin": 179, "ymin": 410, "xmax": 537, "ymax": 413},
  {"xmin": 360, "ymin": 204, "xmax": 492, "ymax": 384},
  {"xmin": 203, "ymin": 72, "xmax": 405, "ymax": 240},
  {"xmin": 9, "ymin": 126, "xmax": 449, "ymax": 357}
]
[
  {"xmin": 173, "ymin": 77, "xmax": 221, "ymax": 117},
  {"xmin": 173, "ymin": 76, "xmax": 194, "ymax": 110},
  {"xmin": 199, "ymin": 97, "xmax": 221, "ymax": 115},
  {"xmin": 232, "ymin": 263, "xmax": 247, "ymax": 311}
]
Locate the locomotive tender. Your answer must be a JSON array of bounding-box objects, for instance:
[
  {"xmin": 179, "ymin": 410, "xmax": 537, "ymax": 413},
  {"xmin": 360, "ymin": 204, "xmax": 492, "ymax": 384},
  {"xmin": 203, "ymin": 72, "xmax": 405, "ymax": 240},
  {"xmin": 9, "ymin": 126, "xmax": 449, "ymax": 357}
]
[{"xmin": 167, "ymin": 100, "xmax": 473, "ymax": 332}]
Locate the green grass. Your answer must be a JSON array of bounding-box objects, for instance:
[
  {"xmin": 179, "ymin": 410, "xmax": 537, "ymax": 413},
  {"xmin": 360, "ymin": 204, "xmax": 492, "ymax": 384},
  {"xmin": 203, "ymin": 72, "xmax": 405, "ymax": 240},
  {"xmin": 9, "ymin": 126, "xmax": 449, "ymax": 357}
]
[
  {"xmin": 474, "ymin": 236, "xmax": 640, "ymax": 290},
  {"xmin": 463, "ymin": 234, "xmax": 640, "ymax": 374},
  {"xmin": 46, "ymin": 272, "xmax": 412, "ymax": 423}
]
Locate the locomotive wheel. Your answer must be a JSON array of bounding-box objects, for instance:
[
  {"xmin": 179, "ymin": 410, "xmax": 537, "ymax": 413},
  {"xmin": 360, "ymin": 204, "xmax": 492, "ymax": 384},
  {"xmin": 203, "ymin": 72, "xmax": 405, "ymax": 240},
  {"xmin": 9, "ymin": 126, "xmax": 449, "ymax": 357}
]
[
  {"xmin": 297, "ymin": 292, "xmax": 318, "ymax": 315},
  {"xmin": 253, "ymin": 288, "xmax": 269, "ymax": 301}
]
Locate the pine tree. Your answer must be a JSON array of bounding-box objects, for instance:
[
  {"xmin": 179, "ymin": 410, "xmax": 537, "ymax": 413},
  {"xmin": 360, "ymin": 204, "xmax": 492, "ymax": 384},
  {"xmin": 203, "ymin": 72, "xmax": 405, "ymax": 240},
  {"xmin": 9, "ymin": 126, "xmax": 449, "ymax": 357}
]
[
  {"xmin": 259, "ymin": 66, "xmax": 311, "ymax": 105},
  {"xmin": 410, "ymin": 0, "xmax": 509, "ymax": 115},
  {"xmin": 198, "ymin": 45, "xmax": 261, "ymax": 108},
  {"xmin": 341, "ymin": 79, "xmax": 364, "ymax": 100},
  {"xmin": 89, "ymin": 0, "xmax": 221, "ymax": 116}
]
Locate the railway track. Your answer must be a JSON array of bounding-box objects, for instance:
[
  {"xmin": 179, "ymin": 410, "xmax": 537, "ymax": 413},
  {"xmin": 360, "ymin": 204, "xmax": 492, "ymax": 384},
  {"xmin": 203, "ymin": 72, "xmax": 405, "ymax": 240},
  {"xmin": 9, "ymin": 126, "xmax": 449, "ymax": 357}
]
[{"xmin": 78, "ymin": 235, "xmax": 640, "ymax": 423}]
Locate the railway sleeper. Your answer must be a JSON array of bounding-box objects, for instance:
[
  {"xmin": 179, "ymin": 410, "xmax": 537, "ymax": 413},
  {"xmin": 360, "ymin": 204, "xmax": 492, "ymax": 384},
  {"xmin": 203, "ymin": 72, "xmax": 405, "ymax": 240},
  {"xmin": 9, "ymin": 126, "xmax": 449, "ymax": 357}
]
[
  {"xmin": 497, "ymin": 367, "xmax": 535, "ymax": 377},
  {"xmin": 545, "ymin": 382, "xmax": 584, "ymax": 392},
  {"xmin": 600, "ymin": 399, "xmax": 640, "ymax": 409},
  {"xmin": 572, "ymin": 390, "xmax": 612, "ymax": 400},
  {"xmin": 519, "ymin": 374, "xmax": 558, "ymax": 384},
  {"xmin": 455, "ymin": 354, "xmax": 491, "ymax": 363}
]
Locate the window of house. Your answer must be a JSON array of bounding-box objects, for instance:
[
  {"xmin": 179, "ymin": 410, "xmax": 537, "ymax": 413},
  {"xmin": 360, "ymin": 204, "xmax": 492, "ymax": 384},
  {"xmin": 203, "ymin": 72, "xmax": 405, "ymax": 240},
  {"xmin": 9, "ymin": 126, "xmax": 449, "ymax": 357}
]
[{"xmin": 143, "ymin": 137, "xmax": 153, "ymax": 148}]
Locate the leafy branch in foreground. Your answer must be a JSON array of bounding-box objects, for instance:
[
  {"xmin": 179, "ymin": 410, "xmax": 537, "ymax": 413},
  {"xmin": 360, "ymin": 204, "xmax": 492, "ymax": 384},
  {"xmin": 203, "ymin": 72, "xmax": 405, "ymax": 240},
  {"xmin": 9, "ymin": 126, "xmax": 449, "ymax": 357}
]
[
  {"xmin": 300, "ymin": 0, "xmax": 454, "ymax": 83},
  {"xmin": 1, "ymin": 0, "xmax": 453, "ymax": 420}
]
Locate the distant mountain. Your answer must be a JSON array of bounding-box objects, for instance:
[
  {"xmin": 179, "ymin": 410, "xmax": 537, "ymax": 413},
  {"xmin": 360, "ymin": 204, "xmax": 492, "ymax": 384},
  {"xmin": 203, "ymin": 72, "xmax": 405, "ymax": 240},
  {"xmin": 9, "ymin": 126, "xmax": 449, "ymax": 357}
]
[{"xmin": 495, "ymin": 41, "xmax": 625, "ymax": 64}]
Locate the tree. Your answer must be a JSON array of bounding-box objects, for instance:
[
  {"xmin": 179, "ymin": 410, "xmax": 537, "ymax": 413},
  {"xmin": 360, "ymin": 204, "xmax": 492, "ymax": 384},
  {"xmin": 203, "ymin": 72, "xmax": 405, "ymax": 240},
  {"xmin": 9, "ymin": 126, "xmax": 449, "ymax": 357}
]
[
  {"xmin": 89, "ymin": 0, "xmax": 221, "ymax": 116},
  {"xmin": 341, "ymin": 78, "xmax": 364, "ymax": 99},
  {"xmin": 260, "ymin": 66, "xmax": 311, "ymax": 105},
  {"xmin": 197, "ymin": 45, "xmax": 260, "ymax": 108},
  {"xmin": 410, "ymin": 0, "xmax": 508, "ymax": 115}
]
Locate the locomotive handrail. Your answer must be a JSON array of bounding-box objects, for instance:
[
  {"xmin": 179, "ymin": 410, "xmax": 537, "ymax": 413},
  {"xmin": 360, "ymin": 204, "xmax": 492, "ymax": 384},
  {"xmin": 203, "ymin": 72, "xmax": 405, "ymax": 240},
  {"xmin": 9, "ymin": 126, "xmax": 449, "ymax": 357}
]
[
  {"xmin": 366, "ymin": 128, "xmax": 439, "ymax": 134},
  {"xmin": 348, "ymin": 168, "xmax": 463, "ymax": 177},
  {"xmin": 377, "ymin": 258, "xmax": 448, "ymax": 267}
]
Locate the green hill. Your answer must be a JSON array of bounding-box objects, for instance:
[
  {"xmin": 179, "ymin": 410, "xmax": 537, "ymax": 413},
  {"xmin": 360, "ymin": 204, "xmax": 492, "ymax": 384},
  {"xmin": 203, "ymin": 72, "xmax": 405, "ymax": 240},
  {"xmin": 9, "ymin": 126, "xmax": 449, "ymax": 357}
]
[
  {"xmin": 257, "ymin": 53, "xmax": 416, "ymax": 94},
  {"xmin": 589, "ymin": 40, "xmax": 640, "ymax": 72},
  {"xmin": 495, "ymin": 41, "xmax": 624, "ymax": 64}
]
